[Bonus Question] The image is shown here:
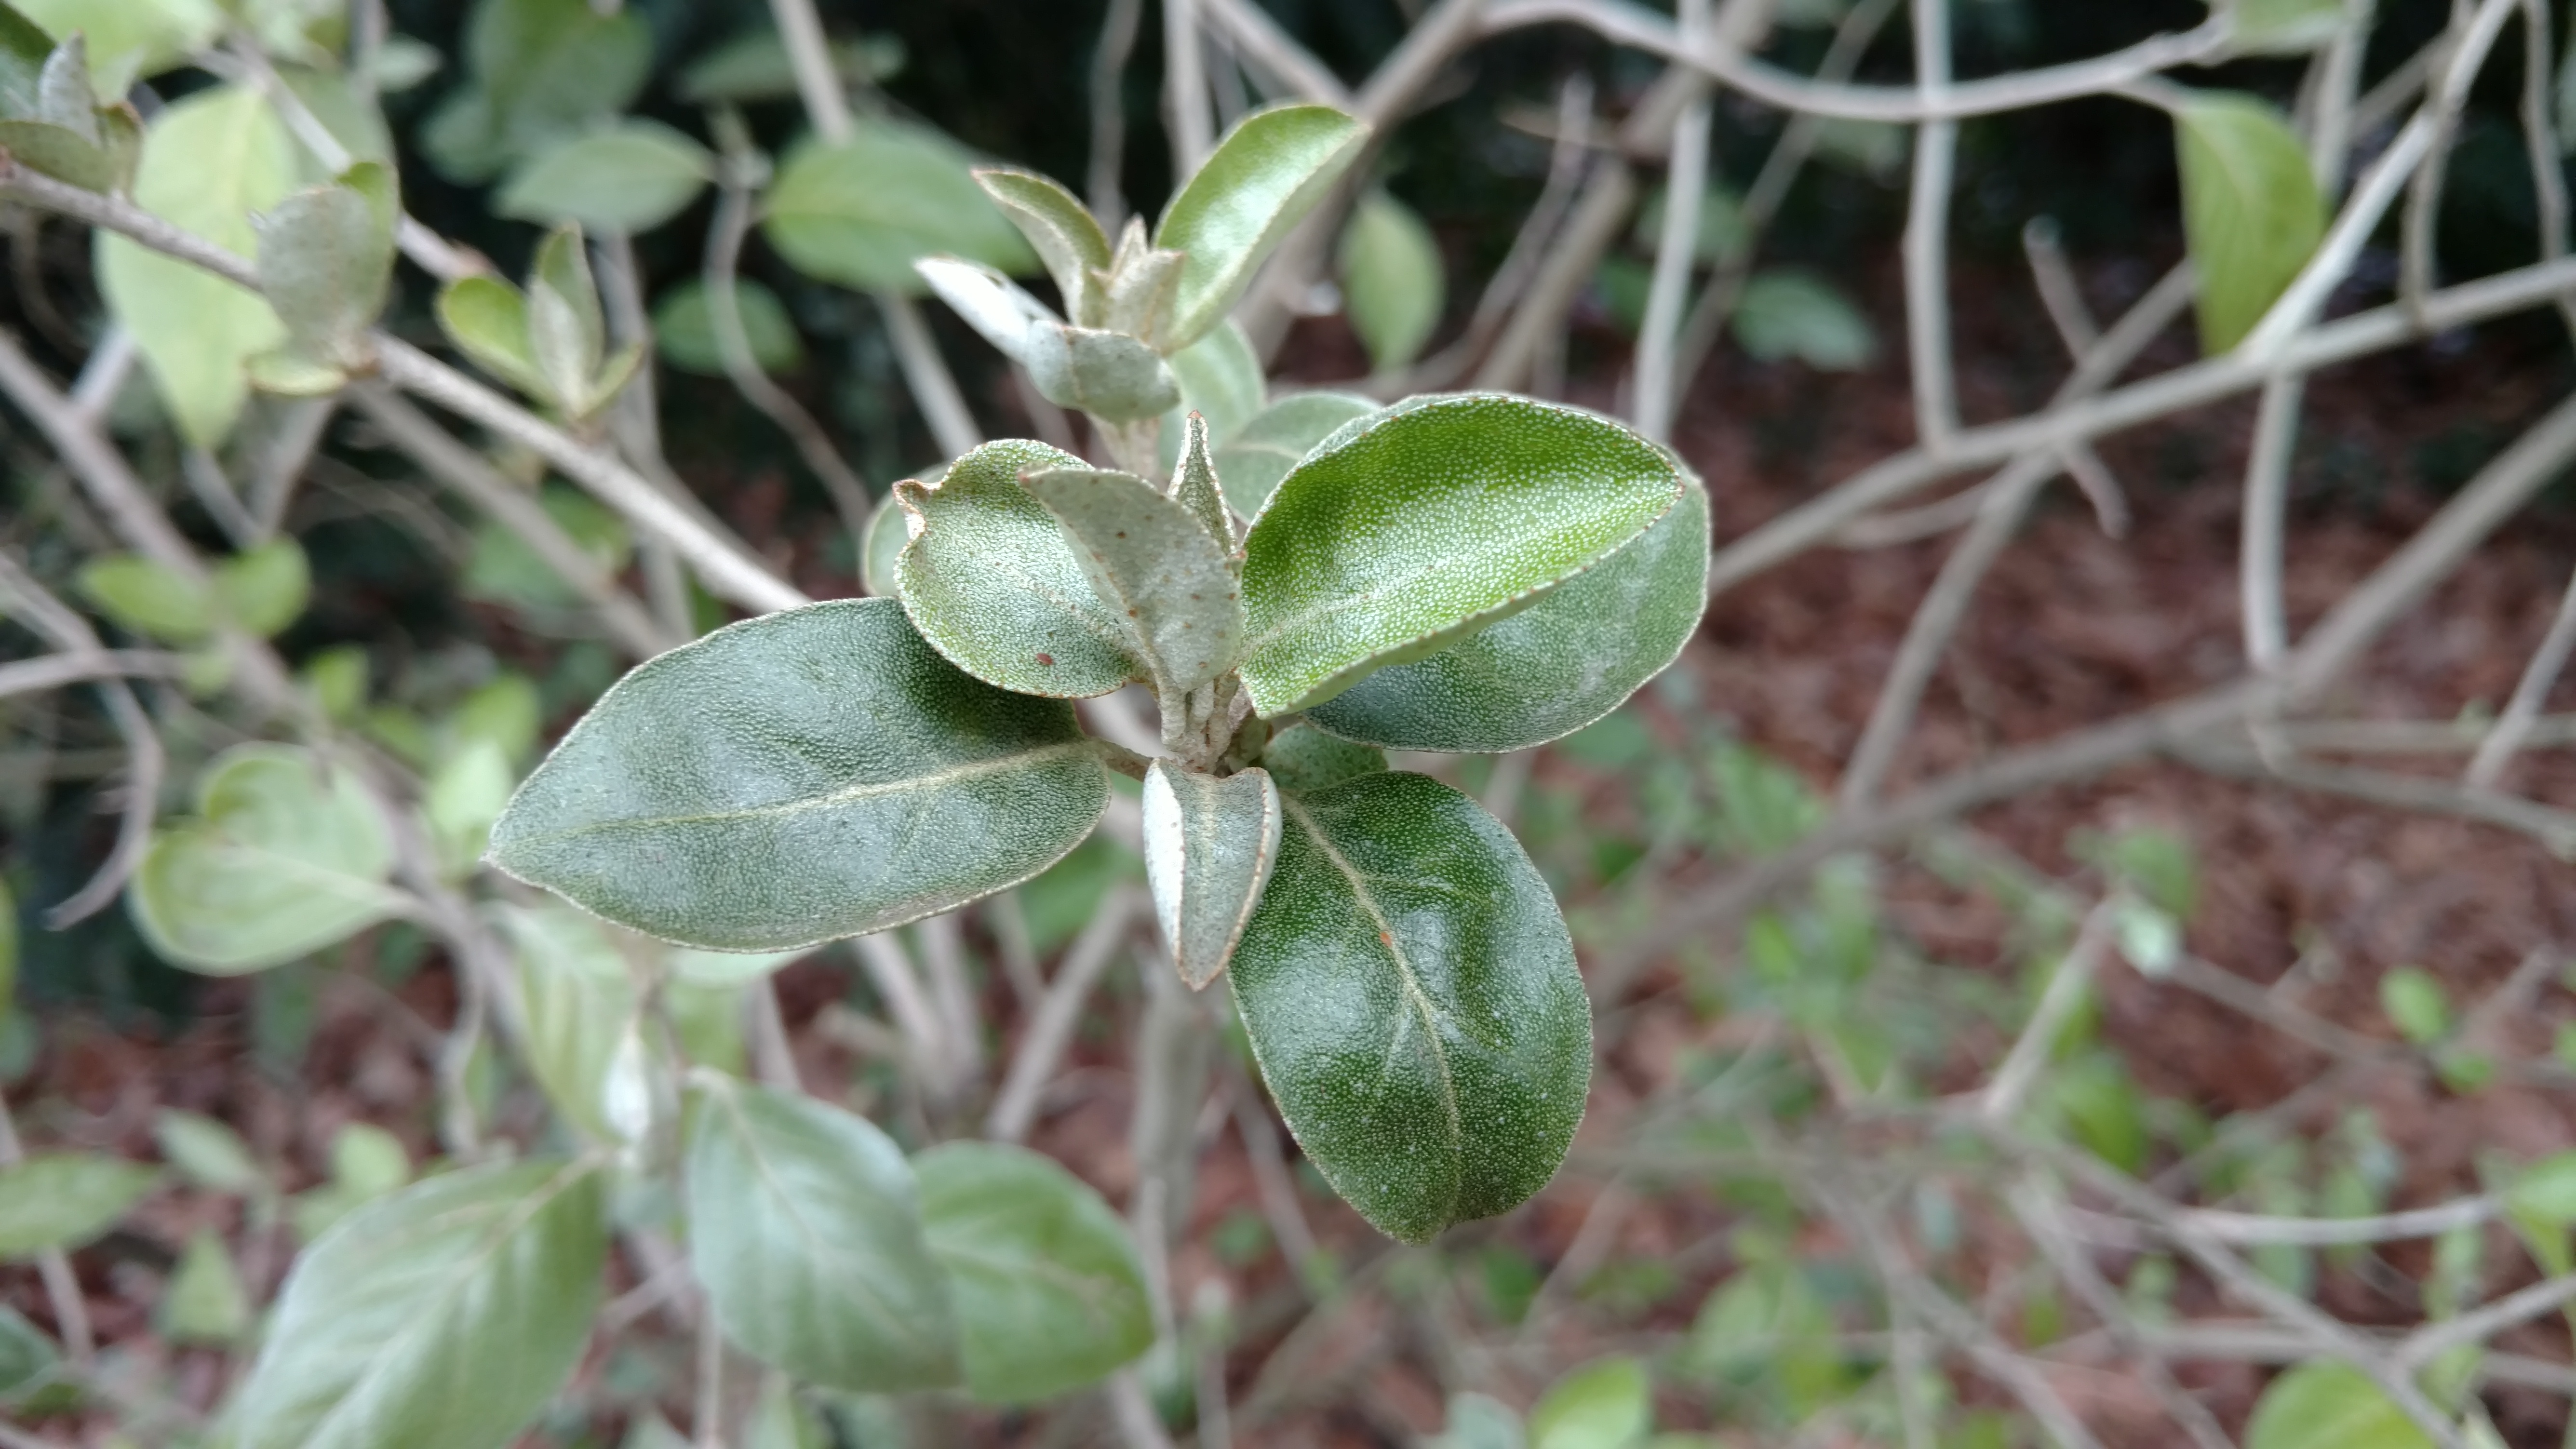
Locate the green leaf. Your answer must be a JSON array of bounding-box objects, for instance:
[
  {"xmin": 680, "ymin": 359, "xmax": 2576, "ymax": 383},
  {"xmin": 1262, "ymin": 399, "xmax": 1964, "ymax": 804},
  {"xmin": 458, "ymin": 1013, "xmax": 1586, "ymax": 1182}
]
[
  {"xmin": 1142, "ymin": 763, "xmax": 1281, "ymax": 989},
  {"xmin": 862, "ymin": 487, "xmax": 910, "ymax": 598},
  {"xmin": 527, "ymin": 223, "xmax": 608, "ymax": 412},
  {"xmin": 1433, "ymin": 1392, "xmax": 1528, "ymax": 1449},
  {"xmin": 893, "ymin": 440, "xmax": 1141, "ymax": 698},
  {"xmin": 232, "ymin": 1159, "xmax": 606, "ymax": 1449},
  {"xmin": 0, "ymin": 4, "xmax": 45, "ymax": 106},
  {"xmin": 0, "ymin": 36, "xmax": 142, "ymax": 192},
  {"xmin": 155, "ymin": 1109, "xmax": 265, "ymax": 1195},
  {"xmin": 916, "ymin": 257, "xmax": 1181, "ymax": 423},
  {"xmin": 417, "ymin": 0, "xmax": 649, "ymax": 184},
  {"xmin": 1230, "ymin": 771, "xmax": 1588, "ymax": 1242},
  {"xmin": 436, "ymin": 275, "xmax": 547, "ymax": 397},
  {"xmin": 0, "ymin": 1153, "xmax": 155, "ymax": 1258},
  {"xmin": 424, "ymin": 739, "xmax": 512, "ymax": 878},
  {"xmin": 2380, "ymin": 966, "xmax": 2449, "ymax": 1046},
  {"xmin": 488, "ymin": 598, "xmax": 1108, "ymax": 951},
  {"xmin": 2242, "ymin": 1361, "xmax": 2432, "ymax": 1449},
  {"xmin": 687, "ymin": 1078, "xmax": 961, "ymax": 1392},
  {"xmin": 975, "ymin": 167, "xmax": 1112, "ymax": 327},
  {"xmin": 1732, "ymin": 270, "xmax": 1877, "ymax": 370},
  {"xmin": 1021, "ymin": 466, "xmax": 1245, "ymax": 697},
  {"xmin": 1157, "ymin": 319, "xmax": 1267, "ymax": 472},
  {"xmin": 762, "ymin": 119, "xmax": 1036, "ymax": 294},
  {"xmin": 159, "ymin": 1228, "xmax": 251, "ymax": 1345},
  {"xmin": 1238, "ymin": 394, "xmax": 1684, "ymax": 716},
  {"xmin": 96, "ymin": 83, "xmax": 296, "ymax": 446},
  {"xmin": 0, "ymin": 1304, "xmax": 56, "ymax": 1400},
  {"xmin": 1308, "ymin": 473, "xmax": 1706, "ymax": 752},
  {"xmin": 1529, "ymin": 1356, "xmax": 1651, "ymax": 1449},
  {"xmin": 1154, "ymin": 104, "xmax": 1370, "ymax": 350},
  {"xmin": 254, "ymin": 163, "xmax": 397, "ymax": 366},
  {"xmin": 494, "ymin": 900, "xmax": 644, "ymax": 1142},
  {"xmin": 1172, "ymin": 411, "xmax": 1234, "ymax": 546},
  {"xmin": 2227, "ymin": 0, "xmax": 2345, "ymax": 54},
  {"xmin": 1259, "ymin": 722, "xmax": 1384, "ymax": 794},
  {"xmin": 677, "ymin": 26, "xmax": 901, "ymax": 104},
  {"xmin": 215, "ymin": 538, "xmax": 312, "ymax": 638},
  {"xmin": 497, "ymin": 120, "xmax": 714, "ymax": 235},
  {"xmin": 1339, "ymin": 189, "xmax": 1444, "ymax": 374},
  {"xmin": 14, "ymin": 0, "xmax": 221, "ymax": 95},
  {"xmin": 2509, "ymin": 1151, "xmax": 2576, "ymax": 1227},
  {"xmin": 78, "ymin": 553, "xmax": 215, "ymax": 644},
  {"xmin": 2174, "ymin": 91, "xmax": 2325, "ymax": 353},
  {"xmin": 132, "ymin": 744, "xmax": 405, "ymax": 975},
  {"xmin": 914, "ymin": 1141, "xmax": 1154, "ymax": 1403},
  {"xmin": 654, "ymin": 278, "xmax": 804, "ymax": 376},
  {"xmin": 1210, "ymin": 391, "xmax": 1377, "ymax": 518}
]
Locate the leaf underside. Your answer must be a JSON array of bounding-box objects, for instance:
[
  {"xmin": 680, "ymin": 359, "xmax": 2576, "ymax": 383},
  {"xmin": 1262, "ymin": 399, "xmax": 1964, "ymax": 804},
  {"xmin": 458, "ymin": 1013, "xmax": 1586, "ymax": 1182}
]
[{"xmin": 1142, "ymin": 763, "xmax": 1283, "ymax": 989}]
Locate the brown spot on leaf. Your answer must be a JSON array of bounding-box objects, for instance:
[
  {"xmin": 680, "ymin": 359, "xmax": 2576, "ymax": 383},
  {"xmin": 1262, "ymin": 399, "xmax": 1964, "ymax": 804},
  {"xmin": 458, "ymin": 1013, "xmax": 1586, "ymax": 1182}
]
[{"xmin": 1035, "ymin": 653, "xmax": 1055, "ymax": 666}]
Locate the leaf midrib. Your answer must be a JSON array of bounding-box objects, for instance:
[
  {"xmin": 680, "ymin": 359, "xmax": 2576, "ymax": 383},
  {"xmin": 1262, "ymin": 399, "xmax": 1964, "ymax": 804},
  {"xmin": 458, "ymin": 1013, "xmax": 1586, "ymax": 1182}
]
[
  {"xmin": 706, "ymin": 1087, "xmax": 912, "ymax": 1357},
  {"xmin": 1279, "ymin": 794, "xmax": 1463, "ymax": 1214},
  {"xmin": 503, "ymin": 740, "xmax": 1093, "ymax": 846},
  {"xmin": 284, "ymin": 1160, "xmax": 594, "ymax": 1449}
]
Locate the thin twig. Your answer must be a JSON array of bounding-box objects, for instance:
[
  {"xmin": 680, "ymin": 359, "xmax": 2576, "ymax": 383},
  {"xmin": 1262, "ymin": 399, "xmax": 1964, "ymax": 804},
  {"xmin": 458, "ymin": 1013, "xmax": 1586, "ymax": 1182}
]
[
  {"xmin": 1479, "ymin": 0, "xmax": 2227, "ymax": 122},
  {"xmin": 1903, "ymin": 0, "xmax": 1960, "ymax": 450},
  {"xmin": 1473, "ymin": 160, "xmax": 1636, "ymax": 389},
  {"xmin": 2465, "ymin": 560, "xmax": 2576, "ymax": 790},
  {"xmin": 0, "ymin": 1077, "xmax": 94, "ymax": 1364},
  {"xmin": 1631, "ymin": 0, "xmax": 1710, "ymax": 442},
  {"xmin": 877, "ymin": 292, "xmax": 981, "ymax": 461},
  {"xmin": 988, "ymin": 888, "xmax": 1143, "ymax": 1142},
  {"xmin": 1199, "ymin": 0, "xmax": 1353, "ymax": 107},
  {"xmin": 766, "ymin": 0, "xmax": 855, "ymax": 144},
  {"xmin": 1165, "ymin": 0, "xmax": 1215, "ymax": 178},
  {"xmin": 2400, "ymin": 0, "xmax": 2522, "ymax": 324},
  {"xmin": 2239, "ymin": 374, "xmax": 2306, "ymax": 669},
  {"xmin": 1979, "ymin": 899, "xmax": 2116, "ymax": 1122},
  {"xmin": 1090, "ymin": 0, "xmax": 1148, "ymax": 226},
  {"xmin": 0, "ymin": 649, "xmax": 185, "ymax": 698}
]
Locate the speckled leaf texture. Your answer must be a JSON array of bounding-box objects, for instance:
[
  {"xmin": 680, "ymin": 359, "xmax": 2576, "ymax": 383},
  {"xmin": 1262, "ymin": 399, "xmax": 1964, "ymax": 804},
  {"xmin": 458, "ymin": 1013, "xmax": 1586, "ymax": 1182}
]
[
  {"xmin": 1142, "ymin": 763, "xmax": 1282, "ymax": 989},
  {"xmin": 1021, "ymin": 466, "xmax": 1243, "ymax": 698},
  {"xmin": 1236, "ymin": 394, "xmax": 1684, "ymax": 717},
  {"xmin": 1213, "ymin": 391, "xmax": 1378, "ymax": 517},
  {"xmin": 1154, "ymin": 104, "xmax": 1369, "ymax": 349},
  {"xmin": 484, "ymin": 599, "xmax": 1108, "ymax": 952},
  {"xmin": 686, "ymin": 1078, "xmax": 961, "ymax": 1393},
  {"xmin": 894, "ymin": 439, "xmax": 1142, "ymax": 697},
  {"xmin": 1230, "ymin": 771, "xmax": 1590, "ymax": 1243},
  {"xmin": 1172, "ymin": 412, "xmax": 1234, "ymax": 547},
  {"xmin": 1308, "ymin": 472, "xmax": 1709, "ymax": 751},
  {"xmin": 1259, "ymin": 723, "xmax": 1386, "ymax": 794}
]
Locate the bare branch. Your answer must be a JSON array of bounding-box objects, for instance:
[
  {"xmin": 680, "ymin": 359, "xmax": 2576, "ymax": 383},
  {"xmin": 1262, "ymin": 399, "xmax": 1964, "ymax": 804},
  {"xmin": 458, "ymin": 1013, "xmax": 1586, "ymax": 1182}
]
[
  {"xmin": 1903, "ymin": 0, "xmax": 1960, "ymax": 449},
  {"xmin": 2465, "ymin": 560, "xmax": 2576, "ymax": 790},
  {"xmin": 987, "ymin": 888, "xmax": 1144, "ymax": 1142}
]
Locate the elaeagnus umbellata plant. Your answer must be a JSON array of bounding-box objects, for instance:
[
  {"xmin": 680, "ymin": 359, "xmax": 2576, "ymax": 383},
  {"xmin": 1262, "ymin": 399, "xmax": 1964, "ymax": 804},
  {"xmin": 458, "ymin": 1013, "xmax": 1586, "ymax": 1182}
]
[{"xmin": 485, "ymin": 103, "xmax": 1713, "ymax": 1246}]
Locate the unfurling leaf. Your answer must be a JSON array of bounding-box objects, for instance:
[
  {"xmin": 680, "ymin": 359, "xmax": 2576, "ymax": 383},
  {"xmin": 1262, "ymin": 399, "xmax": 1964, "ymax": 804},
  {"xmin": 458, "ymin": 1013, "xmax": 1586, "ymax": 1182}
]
[
  {"xmin": 1142, "ymin": 763, "xmax": 1282, "ymax": 989},
  {"xmin": 763, "ymin": 118, "xmax": 1035, "ymax": 293},
  {"xmin": 1021, "ymin": 466, "xmax": 1244, "ymax": 697},
  {"xmin": 916, "ymin": 257, "xmax": 1181, "ymax": 422},
  {"xmin": 915, "ymin": 1141, "xmax": 1154, "ymax": 1402},
  {"xmin": 230, "ymin": 1160, "xmax": 607, "ymax": 1449},
  {"xmin": 1212, "ymin": 391, "xmax": 1377, "ymax": 517},
  {"xmin": 1231, "ymin": 771, "xmax": 1590, "ymax": 1242},
  {"xmin": 2174, "ymin": 91, "xmax": 2324, "ymax": 352},
  {"xmin": 1237, "ymin": 394, "xmax": 1685, "ymax": 716},
  {"xmin": 96, "ymin": 83, "xmax": 296, "ymax": 446},
  {"xmin": 687, "ymin": 1078, "xmax": 961, "ymax": 1392},
  {"xmin": 487, "ymin": 599, "xmax": 1108, "ymax": 951},
  {"xmin": 527, "ymin": 222, "xmax": 607, "ymax": 405},
  {"xmin": 1308, "ymin": 474, "xmax": 1708, "ymax": 752},
  {"xmin": 0, "ymin": 1153, "xmax": 156, "ymax": 1258},
  {"xmin": 254, "ymin": 162, "xmax": 398, "ymax": 369},
  {"xmin": 1339, "ymin": 189, "xmax": 1445, "ymax": 374},
  {"xmin": 1154, "ymin": 104, "xmax": 1371, "ymax": 349},
  {"xmin": 436, "ymin": 275, "xmax": 547, "ymax": 396},
  {"xmin": 0, "ymin": 35, "xmax": 143, "ymax": 192},
  {"xmin": 496, "ymin": 119, "xmax": 713, "ymax": 235},
  {"xmin": 862, "ymin": 485, "xmax": 911, "ymax": 598},
  {"xmin": 1259, "ymin": 722, "xmax": 1385, "ymax": 794},
  {"xmin": 894, "ymin": 439, "xmax": 1141, "ymax": 697},
  {"xmin": 1172, "ymin": 411, "xmax": 1234, "ymax": 546},
  {"xmin": 976, "ymin": 166, "xmax": 1112, "ymax": 327},
  {"xmin": 132, "ymin": 744, "xmax": 406, "ymax": 975}
]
